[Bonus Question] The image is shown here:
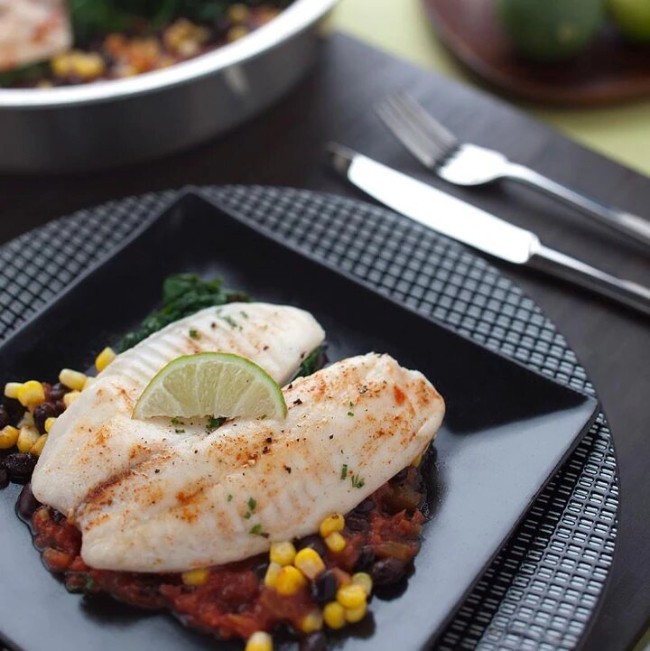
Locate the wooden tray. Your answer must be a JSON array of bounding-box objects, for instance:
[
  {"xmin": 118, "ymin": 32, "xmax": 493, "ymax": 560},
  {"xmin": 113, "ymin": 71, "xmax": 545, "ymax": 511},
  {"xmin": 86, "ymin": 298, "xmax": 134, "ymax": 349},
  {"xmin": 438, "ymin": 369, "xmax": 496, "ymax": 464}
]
[{"xmin": 422, "ymin": 0, "xmax": 650, "ymax": 106}]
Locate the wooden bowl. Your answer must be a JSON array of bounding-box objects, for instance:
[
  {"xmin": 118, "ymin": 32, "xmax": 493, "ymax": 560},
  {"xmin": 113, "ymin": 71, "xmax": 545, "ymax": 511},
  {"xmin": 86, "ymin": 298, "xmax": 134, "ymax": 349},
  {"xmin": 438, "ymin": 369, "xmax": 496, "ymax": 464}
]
[{"xmin": 422, "ymin": 0, "xmax": 650, "ymax": 106}]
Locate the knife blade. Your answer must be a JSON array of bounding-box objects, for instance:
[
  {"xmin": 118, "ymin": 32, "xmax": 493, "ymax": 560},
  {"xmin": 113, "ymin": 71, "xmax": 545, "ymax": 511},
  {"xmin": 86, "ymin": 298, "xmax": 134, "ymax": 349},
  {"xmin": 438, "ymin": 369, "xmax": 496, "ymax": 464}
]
[{"xmin": 327, "ymin": 144, "xmax": 650, "ymax": 317}]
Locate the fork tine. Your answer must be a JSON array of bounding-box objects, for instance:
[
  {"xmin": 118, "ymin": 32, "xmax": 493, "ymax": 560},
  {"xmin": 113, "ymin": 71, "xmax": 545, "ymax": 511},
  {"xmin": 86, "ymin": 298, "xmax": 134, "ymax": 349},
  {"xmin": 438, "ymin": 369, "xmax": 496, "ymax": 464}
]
[
  {"xmin": 376, "ymin": 94, "xmax": 458, "ymax": 169},
  {"xmin": 391, "ymin": 94, "xmax": 458, "ymax": 152},
  {"xmin": 376, "ymin": 102, "xmax": 440, "ymax": 168}
]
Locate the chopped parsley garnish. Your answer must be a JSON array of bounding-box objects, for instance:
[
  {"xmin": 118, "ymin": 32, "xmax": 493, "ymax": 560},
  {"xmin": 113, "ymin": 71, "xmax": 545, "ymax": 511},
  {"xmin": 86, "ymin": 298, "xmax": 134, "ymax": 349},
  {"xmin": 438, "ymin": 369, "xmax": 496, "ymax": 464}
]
[
  {"xmin": 347, "ymin": 411, "xmax": 354, "ymax": 417},
  {"xmin": 171, "ymin": 417, "xmax": 182, "ymax": 426},
  {"xmin": 189, "ymin": 328, "xmax": 200, "ymax": 339},
  {"xmin": 206, "ymin": 416, "xmax": 226, "ymax": 432},
  {"xmin": 340, "ymin": 464, "xmax": 348, "ymax": 480},
  {"xmin": 221, "ymin": 315, "xmax": 239, "ymax": 328},
  {"xmin": 243, "ymin": 496, "xmax": 258, "ymax": 519},
  {"xmin": 227, "ymin": 494, "xmax": 233, "ymax": 502},
  {"xmin": 249, "ymin": 524, "xmax": 267, "ymax": 536},
  {"xmin": 350, "ymin": 473, "xmax": 365, "ymax": 489},
  {"xmin": 240, "ymin": 310, "xmax": 249, "ymax": 319}
]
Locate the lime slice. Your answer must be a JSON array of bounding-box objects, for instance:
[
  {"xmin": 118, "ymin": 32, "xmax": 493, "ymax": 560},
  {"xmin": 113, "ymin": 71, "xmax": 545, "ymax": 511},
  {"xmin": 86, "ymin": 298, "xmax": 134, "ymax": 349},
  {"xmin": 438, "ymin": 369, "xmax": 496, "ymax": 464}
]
[{"xmin": 133, "ymin": 353, "xmax": 287, "ymax": 421}]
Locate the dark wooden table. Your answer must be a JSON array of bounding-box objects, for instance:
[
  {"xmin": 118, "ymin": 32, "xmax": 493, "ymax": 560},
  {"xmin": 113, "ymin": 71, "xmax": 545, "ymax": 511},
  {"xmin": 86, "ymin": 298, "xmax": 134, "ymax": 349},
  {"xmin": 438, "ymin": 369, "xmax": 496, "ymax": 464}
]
[{"xmin": 0, "ymin": 34, "xmax": 648, "ymax": 651}]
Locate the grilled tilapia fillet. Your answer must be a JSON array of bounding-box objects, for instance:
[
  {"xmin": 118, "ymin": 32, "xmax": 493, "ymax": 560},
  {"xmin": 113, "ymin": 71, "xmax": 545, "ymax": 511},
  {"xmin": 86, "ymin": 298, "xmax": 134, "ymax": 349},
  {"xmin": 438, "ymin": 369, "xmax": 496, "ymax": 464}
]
[
  {"xmin": 0, "ymin": 0, "xmax": 71, "ymax": 72},
  {"xmin": 32, "ymin": 303, "xmax": 325, "ymax": 516},
  {"xmin": 71, "ymin": 353, "xmax": 444, "ymax": 572}
]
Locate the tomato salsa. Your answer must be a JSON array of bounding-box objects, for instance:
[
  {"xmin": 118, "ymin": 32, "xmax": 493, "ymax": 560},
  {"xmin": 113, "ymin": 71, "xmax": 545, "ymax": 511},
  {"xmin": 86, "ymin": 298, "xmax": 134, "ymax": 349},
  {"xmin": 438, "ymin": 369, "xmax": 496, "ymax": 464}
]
[{"xmin": 23, "ymin": 465, "xmax": 427, "ymax": 647}]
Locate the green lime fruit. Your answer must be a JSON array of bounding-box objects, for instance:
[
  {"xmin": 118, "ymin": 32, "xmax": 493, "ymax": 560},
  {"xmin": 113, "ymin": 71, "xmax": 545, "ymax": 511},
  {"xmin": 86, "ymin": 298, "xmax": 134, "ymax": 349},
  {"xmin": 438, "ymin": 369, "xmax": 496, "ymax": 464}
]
[
  {"xmin": 608, "ymin": 0, "xmax": 650, "ymax": 43},
  {"xmin": 496, "ymin": 0, "xmax": 606, "ymax": 62},
  {"xmin": 133, "ymin": 352, "xmax": 287, "ymax": 421}
]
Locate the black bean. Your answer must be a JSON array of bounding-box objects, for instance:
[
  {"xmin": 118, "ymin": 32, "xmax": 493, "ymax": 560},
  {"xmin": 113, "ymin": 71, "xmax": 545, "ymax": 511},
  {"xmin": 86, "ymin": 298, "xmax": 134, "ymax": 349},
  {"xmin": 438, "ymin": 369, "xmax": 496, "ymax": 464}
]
[
  {"xmin": 371, "ymin": 558, "xmax": 407, "ymax": 586},
  {"xmin": 17, "ymin": 483, "xmax": 40, "ymax": 521},
  {"xmin": 311, "ymin": 569, "xmax": 337, "ymax": 605},
  {"xmin": 5, "ymin": 453, "xmax": 38, "ymax": 483},
  {"xmin": 390, "ymin": 468, "xmax": 408, "ymax": 483},
  {"xmin": 2, "ymin": 398, "xmax": 24, "ymax": 425},
  {"xmin": 47, "ymin": 383, "xmax": 67, "ymax": 402},
  {"xmin": 346, "ymin": 515, "xmax": 370, "ymax": 533},
  {"xmin": 0, "ymin": 405, "xmax": 8, "ymax": 430},
  {"xmin": 299, "ymin": 631, "xmax": 327, "ymax": 651},
  {"xmin": 297, "ymin": 535, "xmax": 327, "ymax": 558},
  {"xmin": 351, "ymin": 498, "xmax": 374, "ymax": 514},
  {"xmin": 33, "ymin": 402, "xmax": 57, "ymax": 434},
  {"xmin": 252, "ymin": 561, "xmax": 269, "ymax": 581},
  {"xmin": 354, "ymin": 546, "xmax": 375, "ymax": 571},
  {"xmin": 0, "ymin": 466, "xmax": 8, "ymax": 489}
]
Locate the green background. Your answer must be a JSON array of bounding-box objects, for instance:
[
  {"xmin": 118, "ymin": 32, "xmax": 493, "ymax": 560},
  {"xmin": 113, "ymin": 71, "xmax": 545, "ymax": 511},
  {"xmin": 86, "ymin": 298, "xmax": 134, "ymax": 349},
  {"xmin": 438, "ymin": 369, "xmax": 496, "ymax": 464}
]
[{"xmin": 331, "ymin": 0, "xmax": 650, "ymax": 177}]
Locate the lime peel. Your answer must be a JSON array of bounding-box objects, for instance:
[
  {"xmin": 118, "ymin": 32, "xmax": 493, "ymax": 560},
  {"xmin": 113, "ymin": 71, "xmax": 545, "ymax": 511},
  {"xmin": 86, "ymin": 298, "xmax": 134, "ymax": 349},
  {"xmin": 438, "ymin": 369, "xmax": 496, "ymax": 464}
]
[{"xmin": 133, "ymin": 352, "xmax": 287, "ymax": 421}]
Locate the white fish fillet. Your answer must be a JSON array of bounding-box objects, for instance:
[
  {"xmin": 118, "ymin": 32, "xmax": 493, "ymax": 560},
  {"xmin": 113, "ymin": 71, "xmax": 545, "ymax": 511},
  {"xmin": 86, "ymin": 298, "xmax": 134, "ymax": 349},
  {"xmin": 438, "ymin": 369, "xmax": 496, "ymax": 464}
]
[
  {"xmin": 0, "ymin": 0, "xmax": 71, "ymax": 72},
  {"xmin": 32, "ymin": 302, "xmax": 325, "ymax": 517},
  {"xmin": 63, "ymin": 353, "xmax": 444, "ymax": 572}
]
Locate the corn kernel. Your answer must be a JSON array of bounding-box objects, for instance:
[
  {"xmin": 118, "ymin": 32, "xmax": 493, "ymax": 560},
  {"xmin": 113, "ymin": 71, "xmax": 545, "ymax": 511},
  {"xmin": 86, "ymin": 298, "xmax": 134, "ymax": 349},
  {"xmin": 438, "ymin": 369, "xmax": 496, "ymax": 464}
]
[
  {"xmin": 59, "ymin": 369, "xmax": 87, "ymax": 392},
  {"xmin": 352, "ymin": 572, "xmax": 373, "ymax": 596},
  {"xmin": 325, "ymin": 531, "xmax": 346, "ymax": 553},
  {"xmin": 51, "ymin": 53, "xmax": 74, "ymax": 77},
  {"xmin": 18, "ymin": 412, "xmax": 34, "ymax": 428},
  {"xmin": 319, "ymin": 513, "xmax": 345, "ymax": 538},
  {"xmin": 72, "ymin": 52, "xmax": 105, "ymax": 80},
  {"xmin": 228, "ymin": 3, "xmax": 251, "ymax": 22},
  {"xmin": 275, "ymin": 565, "xmax": 307, "ymax": 595},
  {"xmin": 0, "ymin": 426, "xmax": 19, "ymax": 449},
  {"xmin": 44, "ymin": 417, "xmax": 57, "ymax": 433},
  {"xmin": 30, "ymin": 434, "xmax": 48, "ymax": 456},
  {"xmin": 227, "ymin": 25, "xmax": 249, "ymax": 42},
  {"xmin": 245, "ymin": 631, "xmax": 273, "ymax": 651},
  {"xmin": 323, "ymin": 601, "xmax": 346, "ymax": 629},
  {"xmin": 344, "ymin": 602, "xmax": 368, "ymax": 624},
  {"xmin": 16, "ymin": 381, "xmax": 45, "ymax": 408},
  {"xmin": 264, "ymin": 562, "xmax": 282, "ymax": 588},
  {"xmin": 336, "ymin": 583, "xmax": 367, "ymax": 610},
  {"xmin": 4, "ymin": 382, "xmax": 21, "ymax": 399},
  {"xmin": 300, "ymin": 609, "xmax": 324, "ymax": 633},
  {"xmin": 269, "ymin": 541, "xmax": 296, "ymax": 566},
  {"xmin": 181, "ymin": 568, "xmax": 210, "ymax": 586},
  {"xmin": 294, "ymin": 547, "xmax": 326, "ymax": 579},
  {"xmin": 17, "ymin": 425, "xmax": 40, "ymax": 453},
  {"xmin": 95, "ymin": 347, "xmax": 117, "ymax": 372},
  {"xmin": 63, "ymin": 391, "xmax": 81, "ymax": 408}
]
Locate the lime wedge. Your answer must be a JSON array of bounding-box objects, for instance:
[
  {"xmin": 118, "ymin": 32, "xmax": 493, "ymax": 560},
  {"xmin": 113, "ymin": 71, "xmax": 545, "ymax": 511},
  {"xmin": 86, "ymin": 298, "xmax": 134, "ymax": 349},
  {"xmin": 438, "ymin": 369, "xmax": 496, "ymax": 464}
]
[{"xmin": 133, "ymin": 353, "xmax": 287, "ymax": 421}]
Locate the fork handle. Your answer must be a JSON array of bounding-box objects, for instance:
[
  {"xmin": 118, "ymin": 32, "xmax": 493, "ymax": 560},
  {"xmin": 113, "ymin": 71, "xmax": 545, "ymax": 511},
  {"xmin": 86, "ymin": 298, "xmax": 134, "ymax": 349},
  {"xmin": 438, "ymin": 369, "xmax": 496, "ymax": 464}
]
[
  {"xmin": 505, "ymin": 163, "xmax": 650, "ymax": 250},
  {"xmin": 530, "ymin": 243, "xmax": 650, "ymax": 317}
]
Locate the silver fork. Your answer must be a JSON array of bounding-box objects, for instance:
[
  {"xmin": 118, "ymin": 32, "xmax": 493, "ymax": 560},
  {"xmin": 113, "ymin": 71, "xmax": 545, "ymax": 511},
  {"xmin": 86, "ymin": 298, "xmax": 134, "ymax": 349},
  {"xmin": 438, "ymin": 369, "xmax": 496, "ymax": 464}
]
[{"xmin": 376, "ymin": 93, "xmax": 650, "ymax": 250}]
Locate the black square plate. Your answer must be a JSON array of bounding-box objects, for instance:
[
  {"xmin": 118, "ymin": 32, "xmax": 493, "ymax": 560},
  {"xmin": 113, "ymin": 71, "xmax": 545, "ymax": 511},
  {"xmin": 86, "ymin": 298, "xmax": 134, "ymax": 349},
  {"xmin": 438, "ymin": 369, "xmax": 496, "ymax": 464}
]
[{"xmin": 0, "ymin": 191, "xmax": 598, "ymax": 651}]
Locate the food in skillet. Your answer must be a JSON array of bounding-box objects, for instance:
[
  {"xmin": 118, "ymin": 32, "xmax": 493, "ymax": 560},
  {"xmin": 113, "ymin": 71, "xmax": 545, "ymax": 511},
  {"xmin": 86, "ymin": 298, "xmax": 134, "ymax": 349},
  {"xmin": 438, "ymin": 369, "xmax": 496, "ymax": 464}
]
[
  {"xmin": 1, "ymin": 275, "xmax": 445, "ymax": 650},
  {"xmin": 0, "ymin": 0, "xmax": 293, "ymax": 88},
  {"xmin": 0, "ymin": 0, "xmax": 72, "ymax": 73}
]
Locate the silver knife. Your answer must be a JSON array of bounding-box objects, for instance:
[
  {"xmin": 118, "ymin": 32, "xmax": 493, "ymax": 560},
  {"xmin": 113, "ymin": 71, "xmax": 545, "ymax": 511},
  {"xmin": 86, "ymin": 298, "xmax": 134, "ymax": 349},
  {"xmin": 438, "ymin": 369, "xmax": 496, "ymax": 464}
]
[{"xmin": 327, "ymin": 144, "xmax": 650, "ymax": 318}]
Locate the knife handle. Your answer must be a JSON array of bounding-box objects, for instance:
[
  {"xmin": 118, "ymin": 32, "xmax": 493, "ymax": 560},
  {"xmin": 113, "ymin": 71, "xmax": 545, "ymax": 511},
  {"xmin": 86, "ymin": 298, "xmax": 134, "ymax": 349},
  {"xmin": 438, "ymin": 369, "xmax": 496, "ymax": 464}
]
[
  {"xmin": 530, "ymin": 244, "xmax": 650, "ymax": 317},
  {"xmin": 506, "ymin": 164, "xmax": 650, "ymax": 251}
]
